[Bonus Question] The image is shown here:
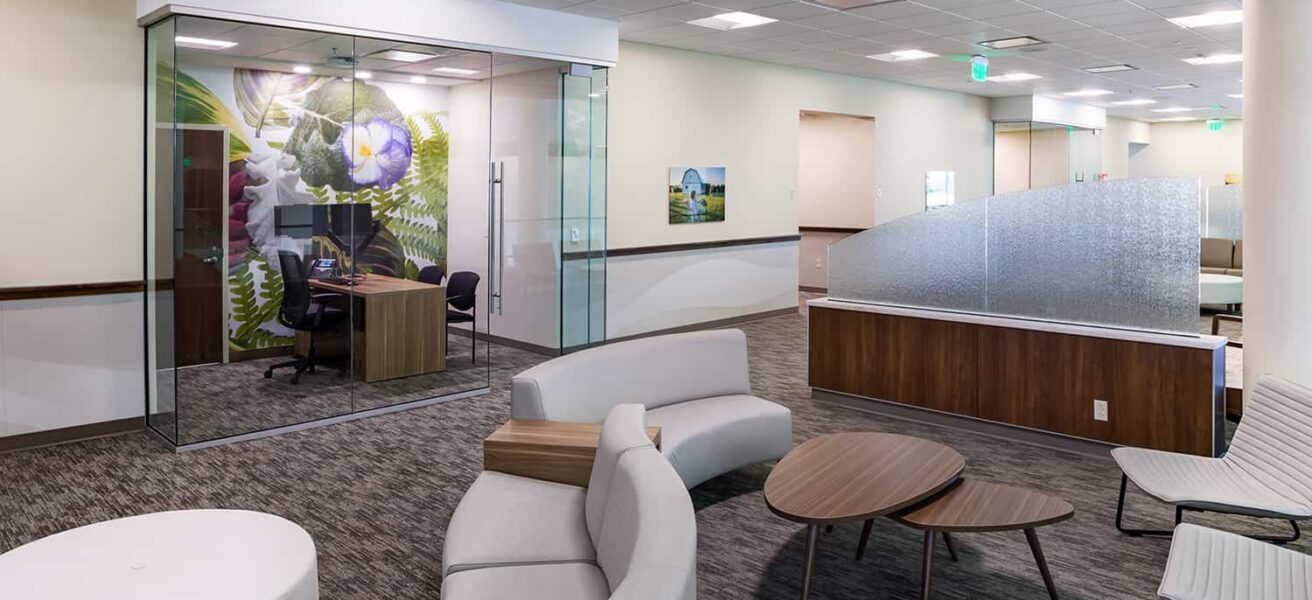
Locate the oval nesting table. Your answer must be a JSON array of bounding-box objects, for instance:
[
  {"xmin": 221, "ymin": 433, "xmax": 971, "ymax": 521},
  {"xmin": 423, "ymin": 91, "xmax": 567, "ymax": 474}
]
[
  {"xmin": 765, "ymin": 432, "xmax": 966, "ymax": 600},
  {"xmin": 0, "ymin": 509, "xmax": 319, "ymax": 600}
]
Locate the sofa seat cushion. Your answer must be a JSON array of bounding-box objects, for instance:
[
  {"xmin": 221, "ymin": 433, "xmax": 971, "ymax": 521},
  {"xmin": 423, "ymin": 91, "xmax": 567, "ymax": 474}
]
[
  {"xmin": 441, "ymin": 563, "xmax": 610, "ymax": 600},
  {"xmin": 442, "ymin": 471, "xmax": 595, "ymax": 577},
  {"xmin": 647, "ymin": 394, "xmax": 793, "ymax": 489}
]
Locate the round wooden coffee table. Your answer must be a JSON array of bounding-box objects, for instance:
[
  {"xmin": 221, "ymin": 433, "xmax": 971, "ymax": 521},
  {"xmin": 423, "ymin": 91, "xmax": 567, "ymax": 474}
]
[{"xmin": 765, "ymin": 432, "xmax": 965, "ymax": 599}]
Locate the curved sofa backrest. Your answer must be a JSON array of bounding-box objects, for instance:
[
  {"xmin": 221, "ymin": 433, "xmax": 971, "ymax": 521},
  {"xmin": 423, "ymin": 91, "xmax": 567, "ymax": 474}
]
[
  {"xmin": 511, "ymin": 329, "xmax": 752, "ymax": 422},
  {"xmin": 597, "ymin": 446, "xmax": 697, "ymax": 600},
  {"xmin": 586, "ymin": 405, "xmax": 653, "ymax": 548}
]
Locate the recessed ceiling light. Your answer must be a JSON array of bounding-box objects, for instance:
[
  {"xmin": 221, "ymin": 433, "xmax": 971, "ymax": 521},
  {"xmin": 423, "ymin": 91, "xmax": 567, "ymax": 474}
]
[
  {"xmin": 1150, "ymin": 106, "xmax": 1196, "ymax": 113},
  {"xmin": 1183, "ymin": 53, "xmax": 1242, "ymax": 65},
  {"xmin": 688, "ymin": 11, "xmax": 777, "ymax": 31},
  {"xmin": 1064, "ymin": 89, "xmax": 1114, "ymax": 97},
  {"xmin": 1111, "ymin": 98, "xmax": 1157, "ymax": 106},
  {"xmin": 292, "ymin": 65, "xmax": 313, "ymax": 75},
  {"xmin": 175, "ymin": 36, "xmax": 237, "ymax": 50},
  {"xmin": 978, "ymin": 36, "xmax": 1045, "ymax": 50},
  {"xmin": 370, "ymin": 50, "xmax": 441, "ymax": 63},
  {"xmin": 1157, "ymin": 116, "xmax": 1198, "ymax": 122},
  {"xmin": 867, "ymin": 49, "xmax": 939, "ymax": 62},
  {"xmin": 410, "ymin": 75, "xmax": 428, "ymax": 84},
  {"xmin": 988, "ymin": 72, "xmax": 1041, "ymax": 83},
  {"xmin": 355, "ymin": 71, "xmax": 373, "ymax": 79},
  {"xmin": 433, "ymin": 67, "xmax": 479, "ymax": 76},
  {"xmin": 1228, "ymin": 93, "xmax": 1243, "ymax": 99},
  {"xmin": 1084, "ymin": 64, "xmax": 1137, "ymax": 73},
  {"xmin": 1169, "ymin": 10, "xmax": 1243, "ymax": 29},
  {"xmin": 1154, "ymin": 83, "xmax": 1198, "ymax": 90}
]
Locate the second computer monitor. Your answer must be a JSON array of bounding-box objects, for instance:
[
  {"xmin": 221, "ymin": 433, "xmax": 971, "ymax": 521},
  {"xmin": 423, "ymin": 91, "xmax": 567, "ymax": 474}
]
[{"xmin": 328, "ymin": 203, "xmax": 375, "ymax": 256}]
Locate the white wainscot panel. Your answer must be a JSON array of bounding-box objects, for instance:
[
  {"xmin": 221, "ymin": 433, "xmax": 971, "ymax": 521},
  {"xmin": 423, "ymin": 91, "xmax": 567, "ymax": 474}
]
[
  {"xmin": 606, "ymin": 242, "xmax": 798, "ymax": 340},
  {"xmin": 1, "ymin": 293, "xmax": 145, "ymax": 437}
]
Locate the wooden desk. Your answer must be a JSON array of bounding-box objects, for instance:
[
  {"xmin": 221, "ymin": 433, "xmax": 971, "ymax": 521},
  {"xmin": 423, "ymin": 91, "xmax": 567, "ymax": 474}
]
[
  {"xmin": 484, "ymin": 419, "xmax": 662, "ymax": 487},
  {"xmin": 296, "ymin": 274, "xmax": 446, "ymax": 382}
]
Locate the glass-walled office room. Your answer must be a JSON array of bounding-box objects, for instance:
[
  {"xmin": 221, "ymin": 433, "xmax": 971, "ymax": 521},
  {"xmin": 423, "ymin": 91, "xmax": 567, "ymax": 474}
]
[
  {"xmin": 145, "ymin": 15, "xmax": 608, "ymax": 448},
  {"xmin": 993, "ymin": 121, "xmax": 1103, "ymax": 194}
]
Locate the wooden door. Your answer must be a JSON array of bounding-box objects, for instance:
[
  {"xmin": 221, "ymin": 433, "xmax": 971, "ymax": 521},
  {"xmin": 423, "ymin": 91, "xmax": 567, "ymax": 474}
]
[{"xmin": 174, "ymin": 129, "xmax": 226, "ymax": 366}]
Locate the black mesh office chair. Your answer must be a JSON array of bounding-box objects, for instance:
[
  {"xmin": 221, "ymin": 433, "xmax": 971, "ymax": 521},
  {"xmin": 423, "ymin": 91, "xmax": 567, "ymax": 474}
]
[
  {"xmin": 446, "ymin": 271, "xmax": 480, "ymax": 364},
  {"xmin": 264, "ymin": 251, "xmax": 348, "ymax": 384},
  {"xmin": 418, "ymin": 265, "xmax": 445, "ymax": 286}
]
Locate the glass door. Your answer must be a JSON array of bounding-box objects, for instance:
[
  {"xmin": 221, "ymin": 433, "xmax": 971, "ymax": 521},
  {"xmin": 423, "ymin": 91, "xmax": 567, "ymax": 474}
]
[{"xmin": 560, "ymin": 67, "xmax": 607, "ymax": 351}]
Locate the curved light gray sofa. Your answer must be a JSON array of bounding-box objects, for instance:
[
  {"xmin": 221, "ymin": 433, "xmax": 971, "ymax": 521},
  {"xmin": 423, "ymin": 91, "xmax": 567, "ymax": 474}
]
[
  {"xmin": 442, "ymin": 404, "xmax": 696, "ymax": 599},
  {"xmin": 511, "ymin": 329, "xmax": 793, "ymax": 489}
]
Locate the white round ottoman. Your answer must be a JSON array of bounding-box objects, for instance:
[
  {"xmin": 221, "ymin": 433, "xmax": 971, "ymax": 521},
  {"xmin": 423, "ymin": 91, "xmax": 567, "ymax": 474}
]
[
  {"xmin": 0, "ymin": 510, "xmax": 318, "ymax": 600},
  {"xmin": 1200, "ymin": 273, "xmax": 1243, "ymax": 306}
]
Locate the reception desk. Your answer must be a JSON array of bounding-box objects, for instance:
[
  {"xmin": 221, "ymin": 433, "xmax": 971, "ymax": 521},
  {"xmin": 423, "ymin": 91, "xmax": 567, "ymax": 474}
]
[{"xmin": 808, "ymin": 298, "xmax": 1227, "ymax": 457}]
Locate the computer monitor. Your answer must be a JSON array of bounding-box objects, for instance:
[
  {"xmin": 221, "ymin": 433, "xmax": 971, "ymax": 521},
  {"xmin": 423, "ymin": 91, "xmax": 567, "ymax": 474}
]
[
  {"xmin": 274, "ymin": 204, "xmax": 328, "ymax": 239},
  {"xmin": 327, "ymin": 203, "xmax": 378, "ymax": 258}
]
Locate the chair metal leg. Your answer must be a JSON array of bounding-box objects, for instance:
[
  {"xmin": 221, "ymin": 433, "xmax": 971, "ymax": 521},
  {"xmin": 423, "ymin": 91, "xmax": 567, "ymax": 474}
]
[
  {"xmin": 824, "ymin": 524, "xmax": 834, "ymax": 533},
  {"xmin": 1024, "ymin": 529, "xmax": 1059, "ymax": 600},
  {"xmin": 1117, "ymin": 474, "xmax": 1303, "ymax": 543},
  {"xmin": 471, "ymin": 327, "xmax": 477, "ymax": 364},
  {"xmin": 942, "ymin": 532, "xmax": 959, "ymax": 563},
  {"xmin": 920, "ymin": 530, "xmax": 935, "ymax": 600},
  {"xmin": 800, "ymin": 524, "xmax": 819, "ymax": 600},
  {"xmin": 855, "ymin": 519, "xmax": 874, "ymax": 561}
]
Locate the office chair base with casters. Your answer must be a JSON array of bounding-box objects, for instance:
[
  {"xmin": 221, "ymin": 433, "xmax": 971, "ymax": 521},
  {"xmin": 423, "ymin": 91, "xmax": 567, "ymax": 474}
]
[{"xmin": 268, "ymin": 250, "xmax": 348, "ymax": 384}]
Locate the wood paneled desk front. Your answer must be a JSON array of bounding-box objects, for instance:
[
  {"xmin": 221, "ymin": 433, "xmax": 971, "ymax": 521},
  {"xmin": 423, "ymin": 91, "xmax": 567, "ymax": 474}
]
[{"xmin": 294, "ymin": 274, "xmax": 446, "ymax": 382}]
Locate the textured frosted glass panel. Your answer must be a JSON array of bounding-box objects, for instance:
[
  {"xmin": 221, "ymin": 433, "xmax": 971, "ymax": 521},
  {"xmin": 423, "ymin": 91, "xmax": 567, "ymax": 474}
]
[
  {"xmin": 987, "ymin": 178, "xmax": 1199, "ymax": 333},
  {"xmin": 829, "ymin": 199, "xmax": 986, "ymax": 312},
  {"xmin": 1204, "ymin": 184, "xmax": 1242, "ymax": 240}
]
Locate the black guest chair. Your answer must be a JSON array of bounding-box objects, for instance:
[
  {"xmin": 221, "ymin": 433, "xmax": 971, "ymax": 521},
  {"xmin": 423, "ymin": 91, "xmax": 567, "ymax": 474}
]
[
  {"xmin": 418, "ymin": 265, "xmax": 446, "ymax": 286},
  {"xmin": 264, "ymin": 251, "xmax": 347, "ymax": 384},
  {"xmin": 446, "ymin": 271, "xmax": 480, "ymax": 363}
]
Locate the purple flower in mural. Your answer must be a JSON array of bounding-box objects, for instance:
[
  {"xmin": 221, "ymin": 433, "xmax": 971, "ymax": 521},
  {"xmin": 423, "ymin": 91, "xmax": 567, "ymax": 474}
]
[{"xmin": 338, "ymin": 118, "xmax": 413, "ymax": 189}]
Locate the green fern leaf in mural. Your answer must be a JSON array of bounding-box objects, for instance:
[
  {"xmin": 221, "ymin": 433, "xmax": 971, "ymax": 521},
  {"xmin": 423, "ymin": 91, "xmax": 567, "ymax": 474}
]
[{"xmin": 163, "ymin": 65, "xmax": 254, "ymax": 162}]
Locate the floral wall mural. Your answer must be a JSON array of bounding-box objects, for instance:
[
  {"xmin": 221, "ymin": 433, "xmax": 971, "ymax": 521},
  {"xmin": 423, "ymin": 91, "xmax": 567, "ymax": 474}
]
[{"xmin": 168, "ymin": 65, "xmax": 450, "ymax": 353}]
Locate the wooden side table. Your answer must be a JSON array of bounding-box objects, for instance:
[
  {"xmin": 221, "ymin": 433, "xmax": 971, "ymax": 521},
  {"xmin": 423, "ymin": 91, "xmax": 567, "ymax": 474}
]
[
  {"xmin": 889, "ymin": 479, "xmax": 1075, "ymax": 600},
  {"xmin": 483, "ymin": 419, "xmax": 662, "ymax": 487}
]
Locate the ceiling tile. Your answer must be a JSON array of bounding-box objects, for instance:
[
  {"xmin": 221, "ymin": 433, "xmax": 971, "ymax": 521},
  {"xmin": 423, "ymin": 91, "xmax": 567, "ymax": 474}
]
[
  {"xmin": 698, "ymin": 0, "xmax": 793, "ymax": 11},
  {"xmin": 948, "ymin": 1, "xmax": 1036, "ymax": 19},
  {"xmin": 592, "ymin": 0, "xmax": 683, "ymax": 12},
  {"xmin": 752, "ymin": 2, "xmax": 839, "ymax": 20},
  {"xmin": 793, "ymin": 11, "xmax": 878, "ymax": 29},
  {"xmin": 884, "ymin": 11, "xmax": 970, "ymax": 29},
  {"xmin": 846, "ymin": 1, "xmax": 939, "ymax": 19}
]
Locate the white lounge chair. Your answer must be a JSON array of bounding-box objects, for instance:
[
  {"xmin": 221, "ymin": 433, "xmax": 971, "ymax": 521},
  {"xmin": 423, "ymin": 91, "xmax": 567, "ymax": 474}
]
[
  {"xmin": 1158, "ymin": 523, "xmax": 1312, "ymax": 600},
  {"xmin": 1112, "ymin": 374, "xmax": 1312, "ymax": 543}
]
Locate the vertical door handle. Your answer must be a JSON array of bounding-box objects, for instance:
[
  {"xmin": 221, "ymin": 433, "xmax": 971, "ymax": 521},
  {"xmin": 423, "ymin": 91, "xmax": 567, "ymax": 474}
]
[{"xmin": 489, "ymin": 161, "xmax": 505, "ymax": 315}]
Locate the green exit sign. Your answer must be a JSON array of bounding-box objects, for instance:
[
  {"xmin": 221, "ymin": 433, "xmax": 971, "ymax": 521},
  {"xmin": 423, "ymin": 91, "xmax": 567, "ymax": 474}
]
[
  {"xmin": 1207, "ymin": 118, "xmax": 1224, "ymax": 132},
  {"xmin": 970, "ymin": 55, "xmax": 989, "ymax": 82}
]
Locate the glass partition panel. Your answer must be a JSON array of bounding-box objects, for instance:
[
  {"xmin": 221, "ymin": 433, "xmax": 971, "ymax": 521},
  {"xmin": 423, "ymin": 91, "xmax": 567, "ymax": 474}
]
[
  {"xmin": 1203, "ymin": 184, "xmax": 1243, "ymax": 240},
  {"xmin": 561, "ymin": 66, "xmax": 607, "ymax": 351},
  {"xmin": 829, "ymin": 177, "xmax": 1201, "ymax": 334},
  {"xmin": 145, "ymin": 17, "xmax": 178, "ymax": 443}
]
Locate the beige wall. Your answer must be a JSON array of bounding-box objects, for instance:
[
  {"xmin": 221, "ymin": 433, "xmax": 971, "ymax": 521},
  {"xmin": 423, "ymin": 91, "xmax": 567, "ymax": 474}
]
[
  {"xmin": 1029, "ymin": 128, "xmax": 1071, "ymax": 189},
  {"xmin": 608, "ymin": 42, "xmax": 994, "ymax": 249},
  {"xmin": 798, "ymin": 112, "xmax": 877, "ymax": 228},
  {"xmin": 994, "ymin": 130, "xmax": 1031, "ymax": 194},
  {"xmin": 0, "ymin": 0, "xmax": 143, "ymax": 287},
  {"xmin": 1130, "ymin": 119, "xmax": 1243, "ymax": 187}
]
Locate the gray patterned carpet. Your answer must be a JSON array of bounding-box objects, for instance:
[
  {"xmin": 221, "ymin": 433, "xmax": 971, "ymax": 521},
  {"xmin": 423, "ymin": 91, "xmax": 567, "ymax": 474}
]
[{"xmin": 1, "ymin": 308, "xmax": 1296, "ymax": 599}]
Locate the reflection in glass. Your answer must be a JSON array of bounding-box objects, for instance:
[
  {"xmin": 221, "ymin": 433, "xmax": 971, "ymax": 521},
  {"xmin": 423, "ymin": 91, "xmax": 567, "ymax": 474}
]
[{"xmin": 925, "ymin": 171, "xmax": 955, "ymax": 210}]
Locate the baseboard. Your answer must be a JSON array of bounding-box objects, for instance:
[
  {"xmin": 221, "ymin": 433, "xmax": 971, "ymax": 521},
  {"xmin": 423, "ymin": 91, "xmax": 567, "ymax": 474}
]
[
  {"xmin": 607, "ymin": 306, "xmax": 799, "ymax": 345},
  {"xmin": 812, "ymin": 388, "xmax": 1118, "ymax": 459},
  {"xmin": 0, "ymin": 417, "xmax": 142, "ymax": 454},
  {"xmin": 446, "ymin": 326, "xmax": 561, "ymax": 357},
  {"xmin": 229, "ymin": 346, "xmax": 293, "ymax": 362},
  {"xmin": 799, "ymin": 285, "xmax": 827, "ymax": 294}
]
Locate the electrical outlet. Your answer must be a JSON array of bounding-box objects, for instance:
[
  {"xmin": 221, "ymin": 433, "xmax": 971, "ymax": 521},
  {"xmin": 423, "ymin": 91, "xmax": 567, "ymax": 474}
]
[
  {"xmin": 814, "ymin": 258, "xmax": 823, "ymax": 269},
  {"xmin": 1093, "ymin": 399, "xmax": 1109, "ymax": 422},
  {"xmin": 570, "ymin": 227, "xmax": 580, "ymax": 243}
]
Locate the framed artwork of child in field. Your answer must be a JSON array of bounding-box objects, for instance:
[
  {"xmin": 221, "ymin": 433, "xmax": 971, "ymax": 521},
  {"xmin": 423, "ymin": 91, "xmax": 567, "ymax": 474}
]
[{"xmin": 668, "ymin": 167, "xmax": 726, "ymax": 224}]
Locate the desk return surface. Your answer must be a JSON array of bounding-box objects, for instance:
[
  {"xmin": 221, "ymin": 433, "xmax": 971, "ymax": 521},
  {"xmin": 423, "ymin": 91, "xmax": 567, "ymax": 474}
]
[{"xmin": 300, "ymin": 274, "xmax": 446, "ymax": 382}]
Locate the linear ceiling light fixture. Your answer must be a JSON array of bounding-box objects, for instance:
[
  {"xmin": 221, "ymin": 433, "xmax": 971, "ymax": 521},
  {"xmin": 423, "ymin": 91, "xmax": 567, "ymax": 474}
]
[
  {"xmin": 1228, "ymin": 93, "xmax": 1243, "ymax": 98},
  {"xmin": 175, "ymin": 36, "xmax": 237, "ymax": 50},
  {"xmin": 432, "ymin": 67, "xmax": 479, "ymax": 76},
  {"xmin": 988, "ymin": 72, "xmax": 1041, "ymax": 83},
  {"xmin": 1157, "ymin": 116, "xmax": 1197, "ymax": 122},
  {"xmin": 978, "ymin": 36, "xmax": 1045, "ymax": 50},
  {"xmin": 867, "ymin": 49, "xmax": 938, "ymax": 62},
  {"xmin": 370, "ymin": 50, "xmax": 442, "ymax": 63},
  {"xmin": 1154, "ymin": 83, "xmax": 1198, "ymax": 90},
  {"xmin": 292, "ymin": 65, "xmax": 313, "ymax": 74},
  {"xmin": 1110, "ymin": 98, "xmax": 1157, "ymax": 106},
  {"xmin": 1064, "ymin": 89, "xmax": 1113, "ymax": 97},
  {"xmin": 1183, "ymin": 53, "xmax": 1242, "ymax": 65},
  {"xmin": 1150, "ymin": 106, "xmax": 1197, "ymax": 113},
  {"xmin": 1169, "ymin": 10, "xmax": 1243, "ymax": 29},
  {"xmin": 1084, "ymin": 64, "xmax": 1137, "ymax": 73},
  {"xmin": 688, "ymin": 11, "xmax": 777, "ymax": 31}
]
